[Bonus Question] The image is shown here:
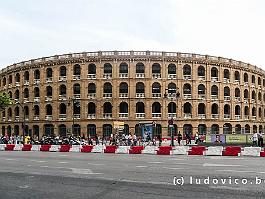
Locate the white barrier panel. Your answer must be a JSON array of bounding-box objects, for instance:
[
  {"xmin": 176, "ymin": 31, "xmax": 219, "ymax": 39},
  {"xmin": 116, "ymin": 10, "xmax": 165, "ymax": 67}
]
[
  {"xmin": 172, "ymin": 146, "xmax": 189, "ymax": 155},
  {"xmin": 70, "ymin": 145, "xmax": 80, "ymax": 152},
  {"xmin": 91, "ymin": 145, "xmax": 104, "ymax": 153},
  {"xmin": 241, "ymin": 147, "xmax": 261, "ymax": 157},
  {"xmin": 14, "ymin": 144, "xmax": 23, "ymax": 151},
  {"xmin": 142, "ymin": 146, "xmax": 157, "ymax": 154},
  {"xmin": 49, "ymin": 145, "xmax": 60, "ymax": 152},
  {"xmin": 0, "ymin": 144, "xmax": 6, "ymax": 151},
  {"xmin": 31, "ymin": 145, "xmax": 40, "ymax": 151},
  {"xmin": 205, "ymin": 146, "xmax": 223, "ymax": 156},
  {"xmin": 116, "ymin": 146, "xmax": 130, "ymax": 154}
]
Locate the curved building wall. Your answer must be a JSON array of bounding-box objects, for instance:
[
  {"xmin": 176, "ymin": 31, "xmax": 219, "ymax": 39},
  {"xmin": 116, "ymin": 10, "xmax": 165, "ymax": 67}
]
[{"xmin": 0, "ymin": 51, "xmax": 264, "ymax": 138}]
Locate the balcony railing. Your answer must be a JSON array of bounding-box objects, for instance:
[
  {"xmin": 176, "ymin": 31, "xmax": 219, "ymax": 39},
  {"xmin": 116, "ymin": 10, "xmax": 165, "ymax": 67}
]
[
  {"xmin": 183, "ymin": 75, "xmax": 191, "ymax": 80},
  {"xmin": 15, "ymin": 116, "xmax": 19, "ymax": 121},
  {"xmin": 168, "ymin": 74, "xmax": 176, "ymax": 79},
  {"xmin": 119, "ymin": 73, "xmax": 128, "ymax": 78},
  {"xmin": 59, "ymin": 114, "xmax": 67, "ymax": 120},
  {"xmin": 87, "ymin": 93, "xmax": 96, "ymax": 99},
  {"xmin": 73, "ymin": 94, "xmax": 81, "ymax": 99},
  {"xmin": 2, "ymin": 117, "xmax": 5, "ymax": 121},
  {"xmin": 184, "ymin": 113, "xmax": 192, "ymax": 119},
  {"xmin": 235, "ymin": 115, "xmax": 240, "ymax": 120},
  {"xmin": 136, "ymin": 93, "xmax": 145, "ymax": 98},
  {"xmin": 235, "ymin": 97, "xmax": 240, "ymax": 102},
  {"xmin": 7, "ymin": 117, "xmax": 12, "ymax": 122},
  {"xmin": 136, "ymin": 113, "xmax": 145, "ymax": 118},
  {"xmin": 198, "ymin": 76, "xmax": 205, "ymax": 80},
  {"xmin": 119, "ymin": 93, "xmax": 128, "ymax": 98},
  {"xmin": 168, "ymin": 113, "xmax": 176, "ymax": 119},
  {"xmin": 234, "ymin": 79, "xmax": 240, "ymax": 84},
  {"xmin": 198, "ymin": 114, "xmax": 206, "ymax": 119},
  {"xmin": 152, "ymin": 73, "xmax": 161, "ymax": 79},
  {"xmin": 34, "ymin": 97, "xmax": 40, "ymax": 102},
  {"xmin": 103, "ymin": 93, "xmax": 112, "ymax": 98},
  {"xmin": 8, "ymin": 84, "xmax": 12, "ymax": 88},
  {"xmin": 45, "ymin": 115, "xmax": 52, "ymax": 120},
  {"xmin": 119, "ymin": 113, "xmax": 128, "ymax": 118},
  {"xmin": 23, "ymin": 98, "xmax": 29, "ymax": 103},
  {"xmin": 224, "ymin": 114, "xmax": 230, "ymax": 119},
  {"xmin": 87, "ymin": 74, "xmax": 96, "ymax": 79},
  {"xmin": 33, "ymin": 116, "xmax": 39, "ymax": 120},
  {"xmin": 15, "ymin": 82, "xmax": 20, "ymax": 87},
  {"xmin": 87, "ymin": 114, "xmax": 96, "ymax": 119},
  {"xmin": 223, "ymin": 78, "xmax": 230, "ymax": 83},
  {"xmin": 244, "ymin": 98, "xmax": 248, "ymax": 103},
  {"xmin": 211, "ymin": 114, "xmax": 219, "ymax": 119},
  {"xmin": 135, "ymin": 73, "xmax": 145, "ymax": 78},
  {"xmin": 152, "ymin": 113, "xmax": 161, "ymax": 118},
  {"xmin": 183, "ymin": 94, "xmax": 192, "ymax": 99},
  {"xmin": 244, "ymin": 82, "xmax": 248, "ymax": 86},
  {"xmin": 168, "ymin": 93, "xmax": 176, "ymax": 98},
  {"xmin": 59, "ymin": 76, "xmax": 66, "ymax": 81},
  {"xmin": 45, "ymin": 96, "xmax": 52, "ymax": 101},
  {"xmin": 34, "ymin": 79, "xmax": 40, "ymax": 84},
  {"xmin": 211, "ymin": 95, "xmax": 218, "ymax": 100},
  {"xmin": 152, "ymin": 93, "xmax": 161, "ymax": 98},
  {"xmin": 46, "ymin": 77, "xmax": 53, "ymax": 83},
  {"xmin": 211, "ymin": 77, "xmax": 218, "ymax": 82},
  {"xmin": 73, "ymin": 114, "xmax": 81, "ymax": 119},
  {"xmin": 103, "ymin": 113, "xmax": 112, "ymax": 119},
  {"xmin": 103, "ymin": 73, "xmax": 112, "ymax": 79},
  {"xmin": 252, "ymin": 116, "xmax": 256, "ymax": 120},
  {"xmin": 72, "ymin": 75, "xmax": 81, "ymax": 80},
  {"xmin": 59, "ymin": 95, "xmax": 67, "ymax": 100},
  {"xmin": 24, "ymin": 80, "xmax": 29, "ymax": 86},
  {"xmin": 198, "ymin": 94, "xmax": 206, "ymax": 99},
  {"xmin": 244, "ymin": 115, "xmax": 249, "ymax": 120},
  {"xmin": 224, "ymin": 96, "xmax": 230, "ymax": 101}
]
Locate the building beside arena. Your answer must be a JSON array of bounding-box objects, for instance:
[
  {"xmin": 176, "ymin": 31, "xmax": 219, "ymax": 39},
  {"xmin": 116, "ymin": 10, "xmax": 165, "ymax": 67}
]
[{"xmin": 0, "ymin": 51, "xmax": 264, "ymax": 138}]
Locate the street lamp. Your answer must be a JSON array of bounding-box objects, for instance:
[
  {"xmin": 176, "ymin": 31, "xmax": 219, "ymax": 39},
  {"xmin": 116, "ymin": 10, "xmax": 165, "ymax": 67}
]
[{"xmin": 164, "ymin": 87, "xmax": 180, "ymax": 147}]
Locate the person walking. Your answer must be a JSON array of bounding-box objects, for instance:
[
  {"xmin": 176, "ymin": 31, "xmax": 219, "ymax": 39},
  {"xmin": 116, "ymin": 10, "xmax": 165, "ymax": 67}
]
[
  {"xmin": 177, "ymin": 131, "xmax": 182, "ymax": 146},
  {"xmin": 252, "ymin": 132, "xmax": 258, "ymax": 146}
]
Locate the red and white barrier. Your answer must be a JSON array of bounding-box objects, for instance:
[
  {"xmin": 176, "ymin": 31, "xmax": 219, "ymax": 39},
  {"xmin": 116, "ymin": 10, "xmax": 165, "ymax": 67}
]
[
  {"xmin": 81, "ymin": 145, "xmax": 94, "ymax": 153},
  {"xmin": 59, "ymin": 145, "xmax": 71, "ymax": 152},
  {"xmin": 129, "ymin": 146, "xmax": 144, "ymax": 154},
  {"xmin": 14, "ymin": 144, "xmax": 23, "ymax": 151},
  {"xmin": 241, "ymin": 147, "xmax": 261, "ymax": 157},
  {"xmin": 116, "ymin": 146, "xmax": 130, "ymax": 154},
  {"xmin": 172, "ymin": 146, "xmax": 189, "ymax": 155},
  {"xmin": 69, "ymin": 145, "xmax": 80, "ymax": 152},
  {"xmin": 0, "ymin": 144, "xmax": 6, "ymax": 151},
  {"xmin": 222, "ymin": 146, "xmax": 241, "ymax": 156},
  {"xmin": 142, "ymin": 146, "xmax": 157, "ymax": 154},
  {"xmin": 157, "ymin": 146, "xmax": 172, "ymax": 155},
  {"xmin": 31, "ymin": 145, "xmax": 40, "ymax": 151},
  {"xmin": 91, "ymin": 145, "xmax": 104, "ymax": 153},
  {"xmin": 205, "ymin": 146, "xmax": 223, "ymax": 156},
  {"xmin": 104, "ymin": 145, "xmax": 117, "ymax": 153},
  {"xmin": 49, "ymin": 145, "xmax": 60, "ymax": 152}
]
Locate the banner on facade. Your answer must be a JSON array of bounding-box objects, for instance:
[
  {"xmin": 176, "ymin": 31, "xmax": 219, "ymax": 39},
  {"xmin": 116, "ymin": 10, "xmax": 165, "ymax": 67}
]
[
  {"xmin": 205, "ymin": 134, "xmax": 226, "ymax": 143},
  {"xmin": 141, "ymin": 123, "xmax": 153, "ymax": 140},
  {"xmin": 226, "ymin": 134, "xmax": 247, "ymax": 144}
]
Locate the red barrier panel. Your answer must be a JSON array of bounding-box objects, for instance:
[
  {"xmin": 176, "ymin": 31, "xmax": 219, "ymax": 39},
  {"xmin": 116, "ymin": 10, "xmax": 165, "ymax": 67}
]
[
  {"xmin": 40, "ymin": 145, "xmax": 51, "ymax": 151},
  {"xmin": 22, "ymin": 144, "xmax": 32, "ymax": 151},
  {"xmin": 188, "ymin": 146, "xmax": 206, "ymax": 155},
  {"xmin": 59, "ymin": 145, "xmax": 71, "ymax": 152},
  {"xmin": 5, "ymin": 144, "xmax": 15, "ymax": 151},
  {"xmin": 81, "ymin": 145, "xmax": 94, "ymax": 153},
  {"xmin": 129, "ymin": 146, "xmax": 144, "ymax": 154},
  {"xmin": 260, "ymin": 149, "xmax": 265, "ymax": 157},
  {"xmin": 157, "ymin": 146, "xmax": 172, "ymax": 155},
  {"xmin": 222, "ymin": 146, "xmax": 241, "ymax": 156},
  {"xmin": 104, "ymin": 145, "xmax": 117, "ymax": 153}
]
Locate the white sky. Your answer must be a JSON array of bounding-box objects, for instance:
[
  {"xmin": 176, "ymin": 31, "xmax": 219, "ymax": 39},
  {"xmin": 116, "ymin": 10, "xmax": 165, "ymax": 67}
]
[{"xmin": 0, "ymin": 0, "xmax": 264, "ymax": 69}]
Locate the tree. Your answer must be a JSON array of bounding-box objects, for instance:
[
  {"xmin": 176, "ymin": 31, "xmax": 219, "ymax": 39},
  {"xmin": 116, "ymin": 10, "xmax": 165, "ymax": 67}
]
[{"xmin": 0, "ymin": 92, "xmax": 12, "ymax": 111}]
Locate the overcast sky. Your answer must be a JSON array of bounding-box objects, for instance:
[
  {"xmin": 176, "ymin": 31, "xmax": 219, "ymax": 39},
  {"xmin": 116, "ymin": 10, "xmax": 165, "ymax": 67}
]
[{"xmin": 0, "ymin": 0, "xmax": 264, "ymax": 69}]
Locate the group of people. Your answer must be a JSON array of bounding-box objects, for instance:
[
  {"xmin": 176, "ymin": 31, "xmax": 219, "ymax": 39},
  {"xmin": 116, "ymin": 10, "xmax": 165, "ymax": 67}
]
[
  {"xmin": 0, "ymin": 134, "xmax": 33, "ymax": 144},
  {"xmin": 252, "ymin": 132, "xmax": 264, "ymax": 147}
]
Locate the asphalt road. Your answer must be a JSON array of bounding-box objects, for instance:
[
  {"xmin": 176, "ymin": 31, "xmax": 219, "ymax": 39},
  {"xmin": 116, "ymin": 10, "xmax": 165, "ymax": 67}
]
[{"xmin": 1, "ymin": 151, "xmax": 265, "ymax": 199}]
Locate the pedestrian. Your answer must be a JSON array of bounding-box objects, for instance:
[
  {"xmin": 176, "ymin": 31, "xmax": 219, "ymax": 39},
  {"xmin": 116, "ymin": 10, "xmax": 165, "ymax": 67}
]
[
  {"xmin": 95, "ymin": 134, "xmax": 99, "ymax": 145},
  {"xmin": 252, "ymin": 132, "xmax": 258, "ymax": 146},
  {"xmin": 133, "ymin": 134, "xmax": 137, "ymax": 146},
  {"xmin": 157, "ymin": 134, "xmax": 162, "ymax": 146},
  {"xmin": 195, "ymin": 132, "xmax": 199, "ymax": 144},
  {"xmin": 177, "ymin": 131, "xmax": 182, "ymax": 146}
]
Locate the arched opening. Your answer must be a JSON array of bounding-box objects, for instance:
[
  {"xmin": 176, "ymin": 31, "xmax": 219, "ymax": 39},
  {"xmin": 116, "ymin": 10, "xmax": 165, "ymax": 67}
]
[
  {"xmin": 183, "ymin": 124, "xmax": 192, "ymax": 136},
  {"xmin": 87, "ymin": 124, "xmax": 96, "ymax": 137},
  {"xmin": 88, "ymin": 63, "xmax": 96, "ymax": 74},
  {"xmin": 198, "ymin": 103, "xmax": 205, "ymax": 114},
  {"xmin": 168, "ymin": 64, "xmax": 176, "ymax": 75},
  {"xmin": 88, "ymin": 102, "xmax": 96, "ymax": 114},
  {"xmin": 104, "ymin": 63, "xmax": 112, "ymax": 74},
  {"xmin": 223, "ymin": 123, "xmax": 232, "ymax": 134},
  {"xmin": 44, "ymin": 124, "xmax": 54, "ymax": 136},
  {"xmin": 73, "ymin": 64, "xmax": 81, "ymax": 75},
  {"xmin": 244, "ymin": 73, "xmax": 248, "ymax": 83},
  {"xmin": 152, "ymin": 82, "xmax": 161, "ymax": 93},
  {"xmin": 46, "ymin": 104, "xmax": 53, "ymax": 115},
  {"xmin": 46, "ymin": 68, "xmax": 53, "ymax": 78},
  {"xmin": 103, "ymin": 82, "xmax": 112, "ymax": 93},
  {"xmin": 136, "ymin": 62, "xmax": 145, "ymax": 74},
  {"xmin": 103, "ymin": 124, "xmax": 112, "ymax": 138},
  {"xmin": 235, "ymin": 124, "xmax": 241, "ymax": 134},
  {"xmin": 198, "ymin": 124, "xmax": 206, "ymax": 135},
  {"xmin": 234, "ymin": 71, "xmax": 240, "ymax": 81},
  {"xmin": 211, "ymin": 67, "xmax": 218, "ymax": 79},
  {"xmin": 59, "ymin": 103, "xmax": 66, "ymax": 114},
  {"xmin": 211, "ymin": 124, "xmax": 219, "ymax": 134},
  {"xmin": 211, "ymin": 85, "xmax": 218, "ymax": 97},
  {"xmin": 198, "ymin": 66, "xmax": 205, "ymax": 77},
  {"xmin": 34, "ymin": 70, "xmax": 40, "ymax": 79},
  {"xmin": 223, "ymin": 69, "xmax": 230, "ymax": 79},
  {"xmin": 15, "ymin": 73, "xmax": 20, "ymax": 83},
  {"xmin": 46, "ymin": 86, "xmax": 52, "ymax": 97},
  {"xmin": 245, "ymin": 124, "xmax": 250, "ymax": 134},
  {"xmin": 59, "ymin": 85, "xmax": 66, "ymax": 96},
  {"xmin": 60, "ymin": 66, "xmax": 66, "ymax": 76},
  {"xmin": 211, "ymin": 103, "xmax": 218, "ymax": 114},
  {"xmin": 119, "ymin": 62, "xmax": 128, "ymax": 74},
  {"xmin": 136, "ymin": 82, "xmax": 145, "ymax": 93},
  {"xmin": 58, "ymin": 124, "xmax": 67, "ymax": 137},
  {"xmin": 136, "ymin": 102, "xmax": 145, "ymax": 113},
  {"xmin": 119, "ymin": 82, "xmax": 128, "ymax": 93},
  {"xmin": 119, "ymin": 102, "xmax": 128, "ymax": 113}
]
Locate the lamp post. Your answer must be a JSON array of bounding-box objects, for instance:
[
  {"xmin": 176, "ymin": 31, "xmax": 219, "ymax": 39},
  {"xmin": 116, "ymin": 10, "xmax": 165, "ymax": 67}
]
[{"xmin": 164, "ymin": 87, "xmax": 180, "ymax": 147}]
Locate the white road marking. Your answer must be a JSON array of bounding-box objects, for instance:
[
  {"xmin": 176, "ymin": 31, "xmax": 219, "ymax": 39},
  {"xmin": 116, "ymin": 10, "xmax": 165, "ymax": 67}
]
[
  {"xmin": 162, "ymin": 167, "xmax": 184, "ymax": 170},
  {"xmin": 18, "ymin": 185, "xmax": 30, "ymax": 189},
  {"xmin": 5, "ymin": 159, "xmax": 15, "ymax": 161},
  {"xmin": 209, "ymin": 185, "xmax": 248, "ymax": 191},
  {"xmin": 203, "ymin": 163, "xmax": 244, "ymax": 167},
  {"xmin": 216, "ymin": 169, "xmax": 265, "ymax": 174},
  {"xmin": 87, "ymin": 163, "xmax": 104, "ymax": 166},
  {"xmin": 148, "ymin": 162, "xmax": 163, "ymax": 164},
  {"xmin": 136, "ymin": 166, "xmax": 148, "ymax": 168},
  {"xmin": 70, "ymin": 168, "xmax": 102, "ymax": 175},
  {"xmin": 30, "ymin": 160, "xmax": 46, "ymax": 163},
  {"xmin": 58, "ymin": 162, "xmax": 68, "ymax": 164},
  {"xmin": 209, "ymin": 157, "xmax": 244, "ymax": 160},
  {"xmin": 59, "ymin": 154, "xmax": 68, "ymax": 157},
  {"xmin": 27, "ymin": 165, "xmax": 32, "ymax": 167}
]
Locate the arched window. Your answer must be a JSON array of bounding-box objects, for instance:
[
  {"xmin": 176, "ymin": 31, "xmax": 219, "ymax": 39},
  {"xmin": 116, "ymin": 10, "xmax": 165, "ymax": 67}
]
[
  {"xmin": 183, "ymin": 64, "xmax": 191, "ymax": 76},
  {"xmin": 168, "ymin": 64, "xmax": 176, "ymax": 74},
  {"xmin": 119, "ymin": 62, "xmax": 128, "ymax": 74},
  {"xmin": 252, "ymin": 107, "xmax": 256, "ymax": 116},
  {"xmin": 244, "ymin": 89, "xmax": 249, "ymax": 99},
  {"xmin": 235, "ymin": 124, "xmax": 241, "ymax": 134},
  {"xmin": 24, "ymin": 71, "xmax": 29, "ymax": 81},
  {"xmin": 224, "ymin": 86, "xmax": 230, "ymax": 96},
  {"xmin": 119, "ymin": 102, "xmax": 128, "ymax": 113},
  {"xmin": 46, "ymin": 68, "xmax": 53, "ymax": 78},
  {"xmin": 259, "ymin": 107, "xmax": 262, "ymax": 118},
  {"xmin": 103, "ymin": 102, "xmax": 112, "ymax": 114},
  {"xmin": 244, "ymin": 106, "xmax": 249, "ymax": 116},
  {"xmin": 211, "ymin": 124, "xmax": 219, "ymax": 134},
  {"xmin": 252, "ymin": 75, "xmax": 255, "ymax": 84},
  {"xmin": 136, "ymin": 63, "xmax": 145, "ymax": 74},
  {"xmin": 24, "ymin": 88, "xmax": 29, "ymax": 98},
  {"xmin": 7, "ymin": 108, "xmax": 12, "ymax": 119},
  {"xmin": 104, "ymin": 63, "xmax": 112, "ymax": 74},
  {"xmin": 198, "ymin": 66, "xmax": 205, "ymax": 77},
  {"xmin": 15, "ymin": 90, "xmax": 19, "ymax": 100},
  {"xmin": 198, "ymin": 84, "xmax": 205, "ymax": 95},
  {"xmin": 183, "ymin": 83, "xmax": 191, "ymax": 94},
  {"xmin": 59, "ymin": 103, "xmax": 66, "ymax": 114},
  {"xmin": 8, "ymin": 91, "xmax": 12, "ymax": 99},
  {"xmin": 168, "ymin": 102, "xmax": 176, "ymax": 113},
  {"xmin": 15, "ymin": 73, "xmax": 20, "ymax": 83},
  {"xmin": 211, "ymin": 103, "xmax": 218, "ymax": 114},
  {"xmin": 258, "ymin": 77, "xmax": 261, "ymax": 85},
  {"xmin": 234, "ymin": 71, "xmax": 240, "ymax": 81},
  {"xmin": 168, "ymin": 83, "xmax": 176, "ymax": 94},
  {"xmin": 72, "ymin": 124, "xmax": 81, "ymax": 137},
  {"xmin": 244, "ymin": 73, "xmax": 248, "ymax": 83},
  {"xmin": 73, "ymin": 101, "xmax": 81, "ymax": 114},
  {"xmin": 245, "ymin": 124, "xmax": 250, "ymax": 134},
  {"xmin": 235, "ymin": 105, "xmax": 240, "ymax": 115},
  {"xmin": 198, "ymin": 124, "xmax": 206, "ymax": 135},
  {"xmin": 3, "ymin": 77, "xmax": 6, "ymax": 86},
  {"xmin": 252, "ymin": 90, "xmax": 256, "ymax": 101},
  {"xmin": 46, "ymin": 104, "xmax": 52, "ymax": 115},
  {"xmin": 152, "ymin": 102, "xmax": 161, "ymax": 113},
  {"xmin": 73, "ymin": 83, "xmax": 80, "ymax": 94},
  {"xmin": 59, "ymin": 85, "xmax": 66, "ymax": 95},
  {"xmin": 88, "ymin": 63, "xmax": 96, "ymax": 74},
  {"xmin": 211, "ymin": 85, "xmax": 218, "ymax": 96},
  {"xmin": 119, "ymin": 82, "xmax": 128, "ymax": 93},
  {"xmin": 103, "ymin": 82, "xmax": 112, "ymax": 93},
  {"xmin": 15, "ymin": 106, "xmax": 19, "ymax": 117},
  {"xmin": 24, "ymin": 106, "xmax": 29, "ymax": 117},
  {"xmin": 223, "ymin": 123, "xmax": 232, "ymax": 134},
  {"xmin": 224, "ymin": 104, "xmax": 230, "ymax": 117},
  {"xmin": 44, "ymin": 124, "xmax": 54, "ymax": 136},
  {"xmin": 60, "ymin": 66, "xmax": 66, "ymax": 76},
  {"xmin": 46, "ymin": 86, "xmax": 52, "ymax": 96},
  {"xmin": 235, "ymin": 88, "xmax": 240, "ymax": 98},
  {"xmin": 184, "ymin": 102, "xmax": 192, "ymax": 114},
  {"xmin": 73, "ymin": 64, "xmax": 81, "ymax": 75},
  {"xmin": 34, "ymin": 87, "xmax": 40, "ymax": 97},
  {"xmin": 136, "ymin": 102, "xmax": 145, "ymax": 113},
  {"xmin": 183, "ymin": 124, "xmax": 192, "ymax": 136},
  {"xmin": 34, "ymin": 70, "xmax": 40, "ymax": 79},
  {"xmin": 87, "ymin": 124, "xmax": 96, "ymax": 137},
  {"xmin": 33, "ymin": 105, "xmax": 39, "ymax": 115},
  {"xmin": 103, "ymin": 124, "xmax": 112, "ymax": 138},
  {"xmin": 88, "ymin": 102, "xmax": 96, "ymax": 114},
  {"xmin": 198, "ymin": 103, "xmax": 205, "ymax": 114},
  {"xmin": 224, "ymin": 69, "xmax": 230, "ymax": 79},
  {"xmin": 258, "ymin": 92, "xmax": 262, "ymax": 101},
  {"xmin": 152, "ymin": 63, "xmax": 161, "ymax": 74},
  {"xmin": 211, "ymin": 67, "xmax": 218, "ymax": 79},
  {"xmin": 152, "ymin": 82, "xmax": 161, "ymax": 93},
  {"xmin": 59, "ymin": 124, "xmax": 67, "ymax": 137},
  {"xmin": 136, "ymin": 82, "xmax": 145, "ymax": 93}
]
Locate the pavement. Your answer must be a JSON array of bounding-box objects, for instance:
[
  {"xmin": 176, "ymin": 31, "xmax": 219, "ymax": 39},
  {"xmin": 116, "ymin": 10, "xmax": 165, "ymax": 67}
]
[{"xmin": 1, "ymin": 151, "xmax": 265, "ymax": 198}]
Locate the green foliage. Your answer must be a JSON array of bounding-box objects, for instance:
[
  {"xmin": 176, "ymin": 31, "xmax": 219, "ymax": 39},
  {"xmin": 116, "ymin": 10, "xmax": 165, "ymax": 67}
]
[{"xmin": 0, "ymin": 92, "xmax": 12, "ymax": 110}]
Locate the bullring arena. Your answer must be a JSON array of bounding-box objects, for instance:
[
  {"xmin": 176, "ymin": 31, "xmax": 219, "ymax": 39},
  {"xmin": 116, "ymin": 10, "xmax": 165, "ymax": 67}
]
[{"xmin": 0, "ymin": 50, "xmax": 264, "ymax": 139}]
